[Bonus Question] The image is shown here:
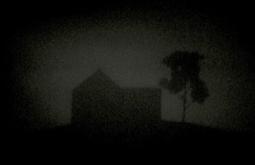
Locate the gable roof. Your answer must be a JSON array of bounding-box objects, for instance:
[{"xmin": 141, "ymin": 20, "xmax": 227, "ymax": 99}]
[{"xmin": 74, "ymin": 69, "xmax": 120, "ymax": 92}]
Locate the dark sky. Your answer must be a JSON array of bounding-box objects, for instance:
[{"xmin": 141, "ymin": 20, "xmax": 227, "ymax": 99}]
[{"xmin": 6, "ymin": 1, "xmax": 255, "ymax": 131}]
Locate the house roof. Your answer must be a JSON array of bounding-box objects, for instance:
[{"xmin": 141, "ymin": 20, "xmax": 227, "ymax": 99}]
[
  {"xmin": 74, "ymin": 69, "xmax": 120, "ymax": 92},
  {"xmin": 73, "ymin": 69, "xmax": 161, "ymax": 95}
]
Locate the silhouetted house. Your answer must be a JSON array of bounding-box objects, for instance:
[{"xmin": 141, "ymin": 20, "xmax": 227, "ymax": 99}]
[{"xmin": 71, "ymin": 70, "xmax": 161, "ymax": 128}]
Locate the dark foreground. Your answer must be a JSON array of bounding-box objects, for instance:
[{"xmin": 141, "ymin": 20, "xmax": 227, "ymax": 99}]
[
  {"xmin": 4, "ymin": 122, "xmax": 254, "ymax": 161},
  {"xmin": 5, "ymin": 121, "xmax": 255, "ymax": 151}
]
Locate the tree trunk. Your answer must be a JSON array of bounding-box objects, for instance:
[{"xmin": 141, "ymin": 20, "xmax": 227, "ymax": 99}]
[{"xmin": 182, "ymin": 84, "xmax": 187, "ymax": 123}]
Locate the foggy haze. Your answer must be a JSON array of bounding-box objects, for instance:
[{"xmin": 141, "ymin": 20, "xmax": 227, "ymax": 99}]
[{"xmin": 8, "ymin": 2, "xmax": 255, "ymax": 131}]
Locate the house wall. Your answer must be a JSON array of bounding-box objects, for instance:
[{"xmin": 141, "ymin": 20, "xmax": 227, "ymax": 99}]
[
  {"xmin": 71, "ymin": 79, "xmax": 161, "ymax": 127},
  {"xmin": 121, "ymin": 88, "xmax": 161, "ymax": 125},
  {"xmin": 71, "ymin": 86, "xmax": 122, "ymax": 126}
]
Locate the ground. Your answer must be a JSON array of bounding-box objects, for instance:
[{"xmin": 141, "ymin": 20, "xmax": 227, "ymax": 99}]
[{"xmin": 7, "ymin": 121, "xmax": 254, "ymax": 149}]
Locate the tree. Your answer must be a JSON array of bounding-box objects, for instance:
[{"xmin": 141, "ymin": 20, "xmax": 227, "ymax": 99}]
[{"xmin": 160, "ymin": 51, "xmax": 209, "ymax": 122}]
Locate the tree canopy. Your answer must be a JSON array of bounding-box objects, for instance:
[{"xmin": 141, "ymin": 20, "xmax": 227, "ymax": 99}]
[{"xmin": 160, "ymin": 51, "xmax": 209, "ymax": 122}]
